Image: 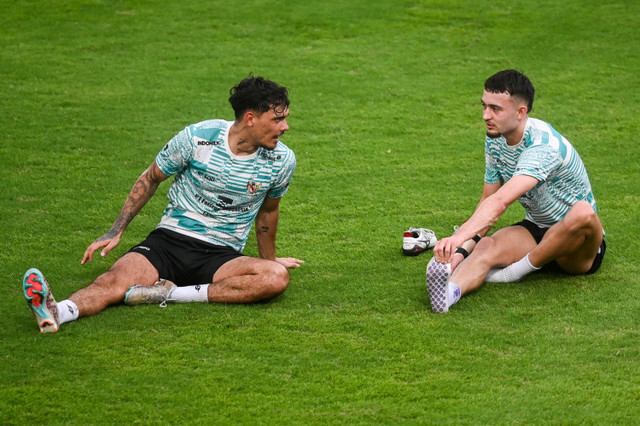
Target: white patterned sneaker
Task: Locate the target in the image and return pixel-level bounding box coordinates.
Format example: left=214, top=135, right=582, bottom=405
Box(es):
left=124, top=279, right=177, bottom=306
left=426, top=257, right=456, bottom=313
left=23, top=268, right=60, bottom=333
left=403, top=227, right=437, bottom=256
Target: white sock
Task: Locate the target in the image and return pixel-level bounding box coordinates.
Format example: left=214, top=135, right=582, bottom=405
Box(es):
left=57, top=300, right=79, bottom=324
left=447, top=281, right=461, bottom=307
left=485, top=254, right=541, bottom=283
left=169, top=284, right=210, bottom=303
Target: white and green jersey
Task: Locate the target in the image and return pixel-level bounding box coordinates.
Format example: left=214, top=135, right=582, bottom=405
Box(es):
left=484, top=117, right=597, bottom=227
left=155, top=119, right=296, bottom=251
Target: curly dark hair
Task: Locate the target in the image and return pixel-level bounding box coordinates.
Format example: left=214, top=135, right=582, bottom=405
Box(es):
left=229, top=75, right=290, bottom=120
left=484, top=69, right=535, bottom=113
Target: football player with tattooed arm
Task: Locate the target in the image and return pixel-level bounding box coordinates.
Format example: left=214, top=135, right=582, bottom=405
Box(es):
left=426, top=69, right=605, bottom=313
left=23, top=75, right=303, bottom=333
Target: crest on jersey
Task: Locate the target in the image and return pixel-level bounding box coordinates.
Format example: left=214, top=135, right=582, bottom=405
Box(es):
left=246, top=181, right=262, bottom=194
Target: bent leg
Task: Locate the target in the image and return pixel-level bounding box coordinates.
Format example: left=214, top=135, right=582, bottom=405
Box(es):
left=528, top=201, right=603, bottom=274
left=69, top=253, right=159, bottom=317
left=208, top=257, right=289, bottom=303
left=451, top=226, right=537, bottom=295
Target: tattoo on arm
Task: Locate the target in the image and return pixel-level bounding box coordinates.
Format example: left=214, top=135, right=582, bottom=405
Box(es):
left=96, top=229, right=119, bottom=242
left=147, top=164, right=165, bottom=182
left=108, top=166, right=161, bottom=235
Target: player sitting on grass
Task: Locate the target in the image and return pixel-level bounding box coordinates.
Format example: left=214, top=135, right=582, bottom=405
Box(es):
left=23, top=75, right=303, bottom=333
left=426, top=69, right=606, bottom=313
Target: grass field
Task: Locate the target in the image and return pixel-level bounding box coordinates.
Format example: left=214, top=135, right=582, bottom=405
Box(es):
left=1, top=0, right=639, bottom=424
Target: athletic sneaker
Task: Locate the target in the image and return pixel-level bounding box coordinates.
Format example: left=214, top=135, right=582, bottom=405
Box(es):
left=402, top=227, right=437, bottom=256
left=23, top=268, right=60, bottom=333
left=426, top=257, right=457, bottom=313
left=124, top=279, right=177, bottom=306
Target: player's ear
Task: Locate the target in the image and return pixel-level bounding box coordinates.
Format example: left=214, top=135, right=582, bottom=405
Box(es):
left=517, top=103, right=528, bottom=119
left=243, top=110, right=256, bottom=126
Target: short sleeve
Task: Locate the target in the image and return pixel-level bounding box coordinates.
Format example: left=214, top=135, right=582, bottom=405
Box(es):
left=267, top=151, right=296, bottom=199
left=515, top=144, right=561, bottom=182
left=155, top=126, right=195, bottom=176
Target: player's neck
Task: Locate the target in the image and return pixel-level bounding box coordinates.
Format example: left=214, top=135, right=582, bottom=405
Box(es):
left=228, top=123, right=259, bottom=155
left=504, top=117, right=528, bottom=146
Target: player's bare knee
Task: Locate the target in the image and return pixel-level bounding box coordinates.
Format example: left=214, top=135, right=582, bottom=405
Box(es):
left=566, top=201, right=599, bottom=232
left=97, top=264, right=140, bottom=295
left=470, top=236, right=505, bottom=267
left=473, top=236, right=497, bottom=257
left=257, top=261, right=289, bottom=298
left=91, top=272, right=116, bottom=291
left=270, top=262, right=290, bottom=295
left=86, top=273, right=127, bottom=304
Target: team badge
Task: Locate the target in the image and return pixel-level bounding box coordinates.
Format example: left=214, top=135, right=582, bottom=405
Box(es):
left=246, top=181, right=262, bottom=194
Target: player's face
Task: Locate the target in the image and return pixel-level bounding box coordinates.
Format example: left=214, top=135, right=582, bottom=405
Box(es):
left=481, top=90, right=524, bottom=143
left=250, top=106, right=290, bottom=150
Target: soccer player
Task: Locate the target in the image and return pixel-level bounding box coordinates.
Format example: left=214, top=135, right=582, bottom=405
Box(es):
left=426, top=69, right=605, bottom=313
left=23, top=76, right=304, bottom=332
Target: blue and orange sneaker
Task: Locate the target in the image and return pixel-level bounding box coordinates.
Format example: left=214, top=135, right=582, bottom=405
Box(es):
left=23, top=268, right=60, bottom=333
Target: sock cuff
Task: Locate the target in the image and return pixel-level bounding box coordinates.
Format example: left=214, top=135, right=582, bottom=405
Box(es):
left=447, top=281, right=461, bottom=305
left=58, top=299, right=79, bottom=324
left=525, top=254, right=541, bottom=270
left=170, top=284, right=210, bottom=303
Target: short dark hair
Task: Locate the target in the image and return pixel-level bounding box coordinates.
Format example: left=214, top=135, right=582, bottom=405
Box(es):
left=484, top=69, right=535, bottom=113
left=229, top=75, right=289, bottom=120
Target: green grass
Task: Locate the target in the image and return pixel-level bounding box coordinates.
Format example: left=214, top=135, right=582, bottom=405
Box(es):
left=1, top=0, right=639, bottom=424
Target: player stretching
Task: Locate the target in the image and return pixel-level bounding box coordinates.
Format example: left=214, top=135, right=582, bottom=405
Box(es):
left=426, top=69, right=605, bottom=313
left=23, top=75, right=303, bottom=332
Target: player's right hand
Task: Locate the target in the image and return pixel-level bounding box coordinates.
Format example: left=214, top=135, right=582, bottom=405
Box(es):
left=81, top=232, right=122, bottom=264
left=434, top=234, right=465, bottom=264
left=275, top=257, right=305, bottom=269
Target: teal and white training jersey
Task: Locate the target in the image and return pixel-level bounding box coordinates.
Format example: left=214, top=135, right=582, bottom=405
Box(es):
left=155, top=119, right=296, bottom=251
left=484, top=117, right=597, bottom=227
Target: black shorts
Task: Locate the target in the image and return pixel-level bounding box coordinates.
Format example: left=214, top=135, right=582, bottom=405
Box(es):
left=512, top=219, right=606, bottom=275
left=127, top=228, right=244, bottom=286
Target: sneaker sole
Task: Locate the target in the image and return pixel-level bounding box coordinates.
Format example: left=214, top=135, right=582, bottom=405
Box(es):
left=23, top=268, right=59, bottom=333
left=402, top=245, right=427, bottom=256
left=426, top=259, right=451, bottom=313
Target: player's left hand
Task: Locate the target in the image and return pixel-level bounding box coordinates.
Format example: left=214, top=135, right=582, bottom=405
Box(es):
left=275, top=257, right=305, bottom=269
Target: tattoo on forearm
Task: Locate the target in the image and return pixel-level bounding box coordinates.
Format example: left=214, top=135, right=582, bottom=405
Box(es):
left=258, top=226, right=270, bottom=234
left=101, top=228, right=119, bottom=240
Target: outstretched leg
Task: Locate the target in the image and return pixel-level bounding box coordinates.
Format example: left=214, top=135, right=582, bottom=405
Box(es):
left=426, top=226, right=536, bottom=313
left=451, top=226, right=537, bottom=295
left=68, top=253, right=159, bottom=317
left=23, top=253, right=159, bottom=332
